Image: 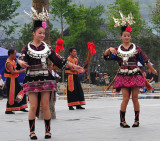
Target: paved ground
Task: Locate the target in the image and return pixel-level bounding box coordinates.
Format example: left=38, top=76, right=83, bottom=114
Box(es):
left=0, top=93, right=160, bottom=141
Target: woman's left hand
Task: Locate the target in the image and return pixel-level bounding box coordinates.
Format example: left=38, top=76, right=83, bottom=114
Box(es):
left=17, top=60, right=29, bottom=68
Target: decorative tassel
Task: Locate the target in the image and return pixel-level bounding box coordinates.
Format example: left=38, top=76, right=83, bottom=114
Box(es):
left=55, top=38, right=64, bottom=53
left=88, top=42, right=96, bottom=56
left=84, top=42, right=96, bottom=78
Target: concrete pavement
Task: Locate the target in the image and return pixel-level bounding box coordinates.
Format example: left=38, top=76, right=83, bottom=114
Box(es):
left=0, top=95, right=160, bottom=141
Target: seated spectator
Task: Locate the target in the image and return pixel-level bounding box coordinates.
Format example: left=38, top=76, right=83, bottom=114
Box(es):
left=146, top=68, right=155, bottom=92
left=146, top=68, right=155, bottom=83
left=139, top=67, right=146, bottom=78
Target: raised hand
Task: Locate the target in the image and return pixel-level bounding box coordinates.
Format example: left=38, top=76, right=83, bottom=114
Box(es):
left=109, top=47, right=117, bottom=55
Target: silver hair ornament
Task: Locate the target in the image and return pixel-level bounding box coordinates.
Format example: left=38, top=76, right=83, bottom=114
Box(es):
left=24, top=7, right=49, bottom=21
left=113, top=11, right=135, bottom=27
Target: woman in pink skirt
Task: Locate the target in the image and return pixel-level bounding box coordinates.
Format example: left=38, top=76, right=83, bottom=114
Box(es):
left=18, top=8, right=84, bottom=140
left=104, top=23, right=157, bottom=128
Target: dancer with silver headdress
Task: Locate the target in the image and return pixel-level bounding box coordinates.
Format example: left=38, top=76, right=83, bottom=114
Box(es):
left=19, top=8, right=84, bottom=140
left=104, top=11, right=157, bottom=128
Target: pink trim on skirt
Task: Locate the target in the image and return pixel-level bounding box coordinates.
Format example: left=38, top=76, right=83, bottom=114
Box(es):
left=23, top=80, right=57, bottom=94
left=113, top=75, right=145, bottom=88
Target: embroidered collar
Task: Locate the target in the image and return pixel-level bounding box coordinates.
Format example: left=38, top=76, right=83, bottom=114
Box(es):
left=27, top=41, right=51, bottom=59
left=117, top=43, right=137, bottom=64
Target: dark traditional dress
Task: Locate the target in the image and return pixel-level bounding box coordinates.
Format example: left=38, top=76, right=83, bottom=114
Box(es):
left=104, top=44, right=149, bottom=88
left=65, top=56, right=86, bottom=107
left=4, top=59, right=28, bottom=111
left=19, top=41, right=67, bottom=116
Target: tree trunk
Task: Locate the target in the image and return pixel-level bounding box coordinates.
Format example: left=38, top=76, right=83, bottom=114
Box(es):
left=60, top=13, right=64, bottom=38
left=32, top=0, right=50, bottom=44
left=32, top=0, right=56, bottom=119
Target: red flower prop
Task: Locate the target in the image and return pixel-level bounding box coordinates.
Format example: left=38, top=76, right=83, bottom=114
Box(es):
left=126, top=26, right=132, bottom=32
left=88, top=42, right=96, bottom=56
left=55, top=38, right=64, bottom=53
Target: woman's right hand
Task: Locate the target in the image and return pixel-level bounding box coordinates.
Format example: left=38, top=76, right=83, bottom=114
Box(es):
left=109, top=47, right=117, bottom=55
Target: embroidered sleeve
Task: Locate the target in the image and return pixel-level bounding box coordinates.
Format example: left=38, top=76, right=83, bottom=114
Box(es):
left=16, top=63, right=21, bottom=70
left=137, top=46, right=149, bottom=66
left=48, top=47, right=68, bottom=69
left=104, top=47, right=118, bottom=61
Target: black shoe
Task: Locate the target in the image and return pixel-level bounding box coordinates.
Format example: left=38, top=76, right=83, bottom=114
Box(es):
left=69, top=106, right=75, bottom=110
left=20, top=109, right=28, bottom=112
left=120, top=122, right=130, bottom=128
left=29, top=132, right=37, bottom=140
left=76, top=105, right=85, bottom=109
left=132, top=121, right=140, bottom=127
left=45, top=132, right=51, bottom=139
left=5, top=111, right=15, bottom=114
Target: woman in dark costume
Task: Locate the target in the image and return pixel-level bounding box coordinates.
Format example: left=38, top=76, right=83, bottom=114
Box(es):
left=19, top=8, right=84, bottom=140
left=104, top=11, right=157, bottom=128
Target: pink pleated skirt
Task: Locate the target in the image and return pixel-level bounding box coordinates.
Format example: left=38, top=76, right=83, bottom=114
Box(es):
left=113, top=75, right=145, bottom=88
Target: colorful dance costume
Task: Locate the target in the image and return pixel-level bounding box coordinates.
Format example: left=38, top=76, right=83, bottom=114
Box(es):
left=103, top=11, right=150, bottom=128
left=65, top=56, right=86, bottom=107
left=104, top=43, right=149, bottom=89
left=4, top=59, right=28, bottom=112
left=19, top=40, right=68, bottom=139
left=23, top=7, right=68, bottom=139
left=19, top=41, right=67, bottom=116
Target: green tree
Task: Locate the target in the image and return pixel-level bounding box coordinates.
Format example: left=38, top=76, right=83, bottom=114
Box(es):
left=50, top=0, right=73, bottom=38
left=64, top=5, right=106, bottom=56
left=106, top=0, right=145, bottom=38
left=0, top=0, right=20, bottom=38
left=50, top=27, right=60, bottom=49
left=150, top=0, right=160, bottom=36
left=16, top=23, right=33, bottom=51
left=137, top=35, right=160, bottom=72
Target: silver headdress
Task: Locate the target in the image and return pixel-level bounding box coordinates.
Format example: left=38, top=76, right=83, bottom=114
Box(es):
left=24, top=7, right=49, bottom=21
left=113, top=11, right=135, bottom=27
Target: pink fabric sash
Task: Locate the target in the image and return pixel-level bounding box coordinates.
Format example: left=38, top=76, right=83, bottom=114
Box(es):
left=68, top=74, right=74, bottom=92
left=9, top=77, right=15, bottom=105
